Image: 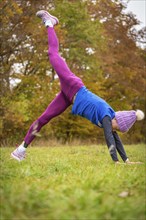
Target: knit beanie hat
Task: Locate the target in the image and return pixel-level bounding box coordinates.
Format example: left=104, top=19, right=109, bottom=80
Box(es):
left=115, top=110, right=145, bottom=133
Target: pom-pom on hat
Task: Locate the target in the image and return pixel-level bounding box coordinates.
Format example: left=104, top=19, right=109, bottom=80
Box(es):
left=115, top=110, right=145, bottom=133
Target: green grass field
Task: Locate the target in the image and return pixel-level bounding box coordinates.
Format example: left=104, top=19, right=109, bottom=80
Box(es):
left=0, top=144, right=145, bottom=220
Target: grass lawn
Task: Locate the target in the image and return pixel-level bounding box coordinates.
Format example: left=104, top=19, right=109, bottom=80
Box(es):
left=0, top=144, right=146, bottom=220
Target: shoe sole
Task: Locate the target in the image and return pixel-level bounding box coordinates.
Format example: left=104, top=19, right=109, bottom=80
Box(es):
left=11, top=152, right=21, bottom=162
left=37, top=10, right=59, bottom=25
left=45, top=11, right=59, bottom=24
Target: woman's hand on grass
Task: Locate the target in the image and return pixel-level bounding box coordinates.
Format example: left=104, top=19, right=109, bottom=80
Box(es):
left=125, top=158, right=143, bottom=164
left=114, top=161, right=143, bottom=165
left=125, top=161, right=143, bottom=164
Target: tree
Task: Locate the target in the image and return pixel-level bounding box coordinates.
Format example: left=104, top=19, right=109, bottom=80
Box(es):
left=0, top=0, right=145, bottom=145
left=85, top=0, right=145, bottom=143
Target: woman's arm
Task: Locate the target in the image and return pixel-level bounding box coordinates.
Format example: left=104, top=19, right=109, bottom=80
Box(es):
left=113, top=131, right=128, bottom=162
left=102, top=119, right=143, bottom=164
left=102, top=116, right=119, bottom=162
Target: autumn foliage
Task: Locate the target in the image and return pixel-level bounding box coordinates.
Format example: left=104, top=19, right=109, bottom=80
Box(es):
left=0, top=0, right=145, bottom=145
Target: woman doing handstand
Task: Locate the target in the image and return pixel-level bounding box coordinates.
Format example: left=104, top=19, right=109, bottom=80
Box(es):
left=11, top=10, right=145, bottom=164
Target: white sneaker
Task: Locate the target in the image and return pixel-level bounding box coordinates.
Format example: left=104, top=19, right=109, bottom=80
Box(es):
left=36, top=10, right=59, bottom=26
left=11, top=148, right=26, bottom=161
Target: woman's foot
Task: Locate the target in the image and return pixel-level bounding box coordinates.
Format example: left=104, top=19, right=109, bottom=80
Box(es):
left=11, top=148, right=26, bottom=161
left=36, top=10, right=59, bottom=27
left=11, top=142, right=26, bottom=161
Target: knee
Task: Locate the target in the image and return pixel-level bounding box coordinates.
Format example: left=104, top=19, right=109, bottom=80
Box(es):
left=48, top=50, right=55, bottom=63
left=48, top=47, right=59, bottom=57
left=37, top=117, right=49, bottom=127
left=48, top=48, right=52, bottom=57
left=48, top=48, right=57, bottom=57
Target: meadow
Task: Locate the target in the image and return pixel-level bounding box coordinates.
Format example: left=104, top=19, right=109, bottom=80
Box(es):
left=0, top=144, right=145, bottom=220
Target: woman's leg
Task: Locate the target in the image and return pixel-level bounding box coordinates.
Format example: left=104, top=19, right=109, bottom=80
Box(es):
left=24, top=91, right=71, bottom=145
left=48, top=27, right=84, bottom=102
left=11, top=91, right=71, bottom=161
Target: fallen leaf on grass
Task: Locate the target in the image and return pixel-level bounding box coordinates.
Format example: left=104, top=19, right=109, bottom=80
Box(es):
left=118, top=191, right=129, bottom=198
